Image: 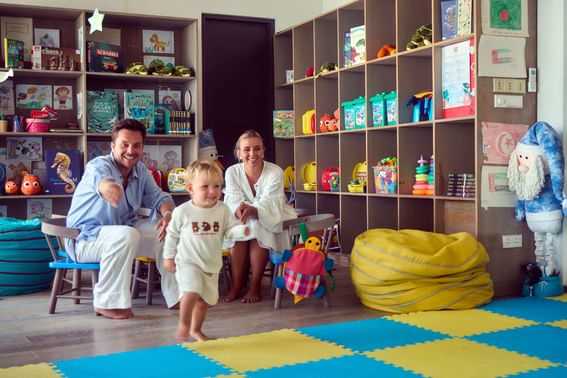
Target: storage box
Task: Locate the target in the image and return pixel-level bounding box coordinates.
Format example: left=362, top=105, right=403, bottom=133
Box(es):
left=352, top=96, right=366, bottom=129
left=341, top=100, right=355, bottom=130
left=373, top=165, right=397, bottom=194
left=369, top=92, right=385, bottom=127
left=384, top=91, right=397, bottom=125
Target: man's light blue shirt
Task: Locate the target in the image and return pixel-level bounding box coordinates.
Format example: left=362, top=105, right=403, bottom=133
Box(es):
left=66, top=153, right=173, bottom=241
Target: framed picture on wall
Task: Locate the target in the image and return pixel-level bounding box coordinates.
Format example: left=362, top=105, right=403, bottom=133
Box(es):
left=142, top=30, right=174, bottom=54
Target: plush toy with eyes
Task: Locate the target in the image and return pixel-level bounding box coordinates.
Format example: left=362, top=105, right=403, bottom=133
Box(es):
left=4, top=180, right=19, bottom=195
left=20, top=171, right=42, bottom=195
left=508, top=122, right=566, bottom=283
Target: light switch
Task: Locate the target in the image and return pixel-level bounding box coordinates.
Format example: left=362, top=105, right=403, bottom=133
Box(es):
left=493, top=78, right=526, bottom=94
left=494, top=94, right=524, bottom=109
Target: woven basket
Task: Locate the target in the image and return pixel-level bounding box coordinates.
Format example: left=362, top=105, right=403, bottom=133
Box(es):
left=25, top=118, right=50, bottom=133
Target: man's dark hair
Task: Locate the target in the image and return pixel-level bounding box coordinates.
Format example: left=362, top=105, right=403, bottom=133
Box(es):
left=111, top=119, right=146, bottom=142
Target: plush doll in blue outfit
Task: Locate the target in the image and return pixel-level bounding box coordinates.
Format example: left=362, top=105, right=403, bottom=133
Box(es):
left=508, top=121, right=567, bottom=279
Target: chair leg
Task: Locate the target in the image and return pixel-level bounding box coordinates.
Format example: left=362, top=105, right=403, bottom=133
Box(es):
left=323, top=289, right=331, bottom=308
left=49, top=269, right=64, bottom=314
left=73, top=269, right=82, bottom=304
left=146, top=261, right=156, bottom=305
left=131, top=259, right=141, bottom=299
left=274, top=263, right=283, bottom=309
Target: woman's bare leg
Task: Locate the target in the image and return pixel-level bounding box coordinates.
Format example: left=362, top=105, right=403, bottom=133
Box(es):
left=222, top=241, right=249, bottom=302
left=242, top=239, right=268, bottom=303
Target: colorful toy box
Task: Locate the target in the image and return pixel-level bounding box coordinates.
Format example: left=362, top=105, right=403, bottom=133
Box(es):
left=373, top=157, right=398, bottom=194
left=369, top=92, right=385, bottom=127
left=384, top=91, right=397, bottom=125
left=353, top=96, right=366, bottom=129
left=341, top=100, right=355, bottom=130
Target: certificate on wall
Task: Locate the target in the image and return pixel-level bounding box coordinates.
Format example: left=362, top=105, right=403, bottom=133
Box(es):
left=441, top=39, right=475, bottom=118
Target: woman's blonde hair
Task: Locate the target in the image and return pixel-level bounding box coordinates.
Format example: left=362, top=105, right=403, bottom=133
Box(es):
left=185, top=160, right=223, bottom=184
left=234, top=129, right=265, bottom=159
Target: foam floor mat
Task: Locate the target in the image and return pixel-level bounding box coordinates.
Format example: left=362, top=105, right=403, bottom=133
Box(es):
left=3, top=295, right=567, bottom=377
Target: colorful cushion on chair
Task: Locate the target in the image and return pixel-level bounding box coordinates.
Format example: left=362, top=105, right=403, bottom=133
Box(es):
left=0, top=217, right=54, bottom=296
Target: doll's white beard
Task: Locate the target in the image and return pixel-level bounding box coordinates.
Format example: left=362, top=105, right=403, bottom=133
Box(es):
left=510, top=158, right=545, bottom=200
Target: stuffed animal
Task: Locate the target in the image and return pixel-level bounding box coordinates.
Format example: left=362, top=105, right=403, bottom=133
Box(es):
left=377, top=44, right=396, bottom=58
left=507, top=121, right=567, bottom=279
left=406, top=24, right=432, bottom=50
left=198, top=128, right=224, bottom=170
left=20, top=171, right=42, bottom=195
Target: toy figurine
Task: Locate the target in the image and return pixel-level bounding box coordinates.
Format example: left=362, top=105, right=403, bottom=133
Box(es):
left=20, top=172, right=42, bottom=195
left=4, top=180, right=19, bottom=195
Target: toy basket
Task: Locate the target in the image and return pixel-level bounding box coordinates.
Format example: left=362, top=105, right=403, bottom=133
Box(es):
left=25, top=118, right=50, bottom=133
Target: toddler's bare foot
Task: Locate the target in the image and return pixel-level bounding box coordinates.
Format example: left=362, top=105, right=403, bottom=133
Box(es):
left=174, top=326, right=190, bottom=341
left=190, top=330, right=209, bottom=342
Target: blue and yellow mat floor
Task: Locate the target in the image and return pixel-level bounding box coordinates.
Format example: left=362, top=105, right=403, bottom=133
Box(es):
left=3, top=295, right=567, bottom=377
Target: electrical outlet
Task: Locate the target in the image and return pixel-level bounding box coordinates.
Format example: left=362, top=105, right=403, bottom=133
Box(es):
left=502, top=234, right=522, bottom=249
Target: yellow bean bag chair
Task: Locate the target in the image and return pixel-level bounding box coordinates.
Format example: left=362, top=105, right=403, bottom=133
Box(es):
left=350, top=229, right=494, bottom=313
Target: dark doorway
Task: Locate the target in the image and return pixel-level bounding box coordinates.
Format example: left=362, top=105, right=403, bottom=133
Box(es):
left=202, top=14, right=275, bottom=168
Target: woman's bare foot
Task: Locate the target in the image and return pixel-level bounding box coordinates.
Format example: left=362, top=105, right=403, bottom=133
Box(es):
left=190, top=330, right=209, bottom=342
left=221, top=288, right=242, bottom=302
left=174, top=326, right=190, bottom=341
left=241, top=289, right=262, bottom=303
left=95, top=307, right=133, bottom=319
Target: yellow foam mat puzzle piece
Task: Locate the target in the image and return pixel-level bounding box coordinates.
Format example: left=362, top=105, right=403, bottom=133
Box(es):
left=366, top=338, right=557, bottom=378
left=549, top=293, right=567, bottom=302
left=185, top=329, right=352, bottom=372
left=388, top=308, right=535, bottom=337
left=548, top=319, right=567, bottom=329
left=0, top=363, right=60, bottom=377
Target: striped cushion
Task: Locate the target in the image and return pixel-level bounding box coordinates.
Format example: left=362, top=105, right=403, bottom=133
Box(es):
left=0, top=217, right=55, bottom=296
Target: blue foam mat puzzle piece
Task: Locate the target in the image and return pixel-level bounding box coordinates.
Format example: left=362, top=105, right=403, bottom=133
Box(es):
left=54, top=344, right=231, bottom=378
left=480, top=297, right=567, bottom=322
left=514, top=365, right=567, bottom=378
left=246, top=354, right=421, bottom=377
left=298, top=317, right=447, bottom=352
left=468, top=324, right=567, bottom=364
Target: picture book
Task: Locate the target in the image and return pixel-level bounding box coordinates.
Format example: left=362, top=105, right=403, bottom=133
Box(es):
left=441, top=38, right=475, bottom=118
left=34, top=28, right=60, bottom=48
left=87, top=90, right=119, bottom=133
left=45, top=149, right=81, bottom=194
left=87, top=41, right=124, bottom=73
left=0, top=157, right=31, bottom=181
left=15, top=84, right=52, bottom=110
left=158, top=144, right=181, bottom=173
left=0, top=80, right=15, bottom=116
left=3, top=38, right=24, bottom=68
left=86, top=140, right=112, bottom=161
left=142, top=30, right=174, bottom=54
left=104, top=88, right=126, bottom=118
left=158, top=89, right=181, bottom=111
left=0, top=16, right=33, bottom=62
left=441, top=0, right=458, bottom=40
left=142, top=144, right=160, bottom=171
left=273, top=110, right=294, bottom=138
left=53, top=85, right=73, bottom=110
left=6, top=136, right=43, bottom=161
left=457, top=0, right=473, bottom=36
left=124, top=91, right=155, bottom=133
left=27, top=198, right=52, bottom=220
left=349, top=25, right=366, bottom=64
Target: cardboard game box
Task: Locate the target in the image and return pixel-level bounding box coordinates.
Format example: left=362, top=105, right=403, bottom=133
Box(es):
left=32, top=46, right=80, bottom=71
left=87, top=41, right=123, bottom=73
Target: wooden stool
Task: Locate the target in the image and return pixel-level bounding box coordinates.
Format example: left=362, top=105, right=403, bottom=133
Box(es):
left=131, top=257, right=160, bottom=305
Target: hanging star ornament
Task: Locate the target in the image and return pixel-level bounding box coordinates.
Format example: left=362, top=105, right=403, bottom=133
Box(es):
left=88, top=8, right=105, bottom=34
left=0, top=68, right=14, bottom=83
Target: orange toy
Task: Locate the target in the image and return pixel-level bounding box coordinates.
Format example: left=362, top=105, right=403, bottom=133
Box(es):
left=377, top=44, right=396, bottom=58
left=20, top=172, right=42, bottom=195
left=4, top=180, right=19, bottom=195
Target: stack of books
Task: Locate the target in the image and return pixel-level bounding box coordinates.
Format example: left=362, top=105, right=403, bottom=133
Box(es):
left=447, top=173, right=475, bottom=198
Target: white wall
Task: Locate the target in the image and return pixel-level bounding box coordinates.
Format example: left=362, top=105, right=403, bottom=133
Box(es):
left=0, top=0, right=323, bottom=32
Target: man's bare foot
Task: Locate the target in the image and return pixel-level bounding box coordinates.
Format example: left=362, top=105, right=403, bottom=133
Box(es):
left=241, top=289, right=262, bottom=303
left=190, top=330, right=209, bottom=342
left=169, top=302, right=180, bottom=310
left=95, top=307, right=133, bottom=319
left=221, top=288, right=242, bottom=302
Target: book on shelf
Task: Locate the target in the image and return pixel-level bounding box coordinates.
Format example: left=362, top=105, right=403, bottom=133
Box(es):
left=87, top=41, right=124, bottom=73
left=441, top=38, right=475, bottom=119
left=0, top=16, right=33, bottom=63
left=32, top=46, right=80, bottom=71
left=27, top=198, right=52, bottom=220
left=124, top=92, right=155, bottom=133
left=349, top=25, right=366, bottom=64
left=441, top=0, right=458, bottom=40
left=87, top=91, right=119, bottom=133
left=457, top=0, right=472, bottom=36
left=167, top=111, right=193, bottom=135
left=3, top=38, right=24, bottom=68
left=273, top=110, right=294, bottom=138
left=45, top=149, right=81, bottom=194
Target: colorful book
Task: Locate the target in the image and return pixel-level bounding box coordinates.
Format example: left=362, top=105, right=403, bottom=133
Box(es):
left=87, top=41, right=123, bottom=73
left=125, top=91, right=155, bottom=133
left=441, top=38, right=475, bottom=119
left=87, top=91, right=119, bottom=133
left=4, top=38, right=24, bottom=68
left=0, top=16, right=33, bottom=62
left=441, top=0, right=458, bottom=40
left=273, top=110, right=294, bottom=138
left=349, top=25, right=366, bottom=64
left=45, top=149, right=81, bottom=195
left=457, top=0, right=473, bottom=36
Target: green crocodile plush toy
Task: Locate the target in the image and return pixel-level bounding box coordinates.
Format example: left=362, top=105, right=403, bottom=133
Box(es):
left=406, top=24, right=432, bottom=50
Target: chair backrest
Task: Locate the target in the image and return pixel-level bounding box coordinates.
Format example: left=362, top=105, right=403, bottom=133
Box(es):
left=41, top=217, right=79, bottom=261
left=283, top=213, right=336, bottom=253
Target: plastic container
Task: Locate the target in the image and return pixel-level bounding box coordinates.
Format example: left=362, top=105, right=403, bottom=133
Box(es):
left=373, top=165, right=398, bottom=194
left=384, top=91, right=397, bottom=125
left=352, top=96, right=366, bottom=129
left=369, top=92, right=385, bottom=127
left=341, top=100, right=355, bottom=130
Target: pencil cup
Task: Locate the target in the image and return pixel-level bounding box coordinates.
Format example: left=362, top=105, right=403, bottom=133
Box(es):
left=0, top=120, right=8, bottom=132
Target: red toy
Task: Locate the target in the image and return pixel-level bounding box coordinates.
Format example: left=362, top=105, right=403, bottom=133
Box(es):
left=21, top=173, right=42, bottom=195
left=319, top=113, right=338, bottom=133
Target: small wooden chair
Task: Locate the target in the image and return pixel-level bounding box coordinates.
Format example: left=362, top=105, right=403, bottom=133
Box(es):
left=131, top=257, right=160, bottom=305
left=41, top=217, right=100, bottom=314
left=271, top=213, right=336, bottom=309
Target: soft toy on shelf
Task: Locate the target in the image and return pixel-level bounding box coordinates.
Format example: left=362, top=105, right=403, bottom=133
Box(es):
left=507, top=121, right=566, bottom=295
left=198, top=128, right=224, bottom=171
left=20, top=171, right=42, bottom=195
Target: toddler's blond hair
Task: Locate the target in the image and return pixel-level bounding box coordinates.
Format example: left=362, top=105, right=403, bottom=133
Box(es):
left=185, top=160, right=224, bottom=184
